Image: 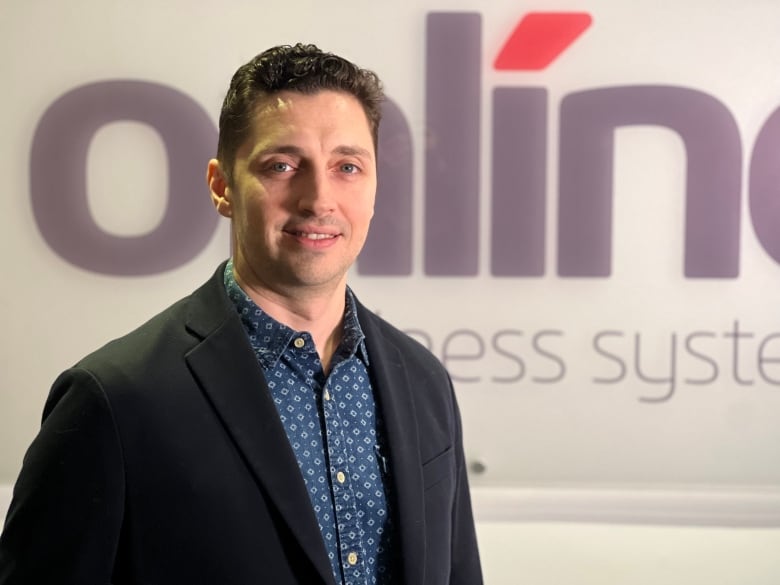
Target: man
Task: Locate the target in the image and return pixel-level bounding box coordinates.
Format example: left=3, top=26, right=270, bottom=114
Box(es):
left=0, top=44, right=483, bottom=584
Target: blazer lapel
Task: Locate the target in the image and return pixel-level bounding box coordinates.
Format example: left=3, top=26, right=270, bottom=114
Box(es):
left=183, top=270, right=334, bottom=585
left=358, top=305, right=426, bottom=585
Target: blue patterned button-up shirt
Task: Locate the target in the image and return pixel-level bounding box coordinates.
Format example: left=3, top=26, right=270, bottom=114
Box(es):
left=224, top=262, right=395, bottom=585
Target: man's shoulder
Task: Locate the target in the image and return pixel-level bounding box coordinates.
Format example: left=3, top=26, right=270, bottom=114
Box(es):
left=77, top=265, right=231, bottom=373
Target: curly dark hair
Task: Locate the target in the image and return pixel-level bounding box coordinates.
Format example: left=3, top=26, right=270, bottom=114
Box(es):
left=216, top=43, right=384, bottom=181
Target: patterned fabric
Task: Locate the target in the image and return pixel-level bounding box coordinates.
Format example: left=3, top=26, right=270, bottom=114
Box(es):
left=223, top=261, right=395, bottom=585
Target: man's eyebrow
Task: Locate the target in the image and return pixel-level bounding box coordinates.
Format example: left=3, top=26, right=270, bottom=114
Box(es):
left=333, top=145, right=373, bottom=159
left=254, top=145, right=372, bottom=158
left=256, top=144, right=305, bottom=156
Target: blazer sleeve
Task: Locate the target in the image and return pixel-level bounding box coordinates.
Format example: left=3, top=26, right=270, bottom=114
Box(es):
left=0, top=368, right=125, bottom=585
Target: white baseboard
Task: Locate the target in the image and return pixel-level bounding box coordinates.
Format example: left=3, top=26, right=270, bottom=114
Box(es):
left=471, top=485, right=780, bottom=526
left=3, top=484, right=780, bottom=527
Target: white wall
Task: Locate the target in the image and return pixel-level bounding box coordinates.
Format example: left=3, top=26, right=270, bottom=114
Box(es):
left=475, top=521, right=780, bottom=585
left=3, top=0, right=780, bottom=581
left=4, top=0, right=780, bottom=491
left=469, top=487, right=780, bottom=582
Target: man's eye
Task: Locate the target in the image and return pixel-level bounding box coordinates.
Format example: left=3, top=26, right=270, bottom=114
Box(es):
left=340, top=163, right=359, bottom=174
left=271, top=162, right=293, bottom=172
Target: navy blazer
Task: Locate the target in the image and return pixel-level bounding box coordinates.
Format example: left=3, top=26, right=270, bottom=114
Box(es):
left=0, top=264, right=483, bottom=584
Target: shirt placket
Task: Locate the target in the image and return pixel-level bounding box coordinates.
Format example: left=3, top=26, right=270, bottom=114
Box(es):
left=226, top=267, right=393, bottom=584
left=323, top=362, right=367, bottom=584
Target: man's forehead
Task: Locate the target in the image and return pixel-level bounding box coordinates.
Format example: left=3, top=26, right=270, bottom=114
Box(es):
left=251, top=90, right=371, bottom=123
left=254, top=93, right=294, bottom=117
left=237, top=90, right=375, bottom=160
left=243, top=90, right=374, bottom=151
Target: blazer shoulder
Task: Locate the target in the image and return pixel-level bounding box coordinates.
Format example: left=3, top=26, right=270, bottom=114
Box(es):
left=75, top=264, right=235, bottom=380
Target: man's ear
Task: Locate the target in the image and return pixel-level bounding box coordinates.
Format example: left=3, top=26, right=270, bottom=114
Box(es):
left=207, top=159, right=232, bottom=218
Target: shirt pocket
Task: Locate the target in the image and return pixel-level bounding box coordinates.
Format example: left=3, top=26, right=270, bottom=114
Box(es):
left=421, top=446, right=455, bottom=492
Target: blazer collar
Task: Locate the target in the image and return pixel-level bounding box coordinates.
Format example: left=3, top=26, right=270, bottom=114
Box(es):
left=183, top=264, right=335, bottom=584
left=356, top=301, right=427, bottom=585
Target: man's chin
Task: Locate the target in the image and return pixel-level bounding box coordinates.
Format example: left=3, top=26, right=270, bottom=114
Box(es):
left=275, top=264, right=349, bottom=292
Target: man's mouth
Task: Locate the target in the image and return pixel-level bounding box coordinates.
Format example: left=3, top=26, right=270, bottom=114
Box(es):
left=292, top=231, right=337, bottom=240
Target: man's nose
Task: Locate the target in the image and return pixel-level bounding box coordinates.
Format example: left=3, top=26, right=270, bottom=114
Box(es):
left=296, top=168, right=335, bottom=215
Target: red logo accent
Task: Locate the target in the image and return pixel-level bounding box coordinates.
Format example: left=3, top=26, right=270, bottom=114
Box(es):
left=494, top=12, right=593, bottom=71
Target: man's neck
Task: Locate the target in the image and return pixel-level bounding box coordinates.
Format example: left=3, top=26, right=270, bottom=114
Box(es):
left=233, top=268, right=347, bottom=372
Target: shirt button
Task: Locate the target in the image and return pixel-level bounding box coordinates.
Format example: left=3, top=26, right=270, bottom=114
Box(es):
left=347, top=551, right=358, bottom=565
left=293, top=337, right=305, bottom=349
left=336, top=471, right=346, bottom=484
left=324, top=390, right=331, bottom=401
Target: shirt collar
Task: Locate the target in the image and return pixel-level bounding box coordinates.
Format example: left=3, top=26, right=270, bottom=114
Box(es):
left=223, top=260, right=369, bottom=369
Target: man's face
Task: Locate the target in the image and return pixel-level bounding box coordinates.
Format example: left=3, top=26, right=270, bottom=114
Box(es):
left=208, top=90, right=376, bottom=297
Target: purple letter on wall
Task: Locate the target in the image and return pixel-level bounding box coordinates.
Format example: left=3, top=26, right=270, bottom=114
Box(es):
left=749, top=105, right=780, bottom=265
left=491, top=87, right=547, bottom=276
left=31, top=80, right=218, bottom=275
left=558, top=86, right=742, bottom=278
left=358, top=98, right=413, bottom=275
left=425, top=13, right=482, bottom=276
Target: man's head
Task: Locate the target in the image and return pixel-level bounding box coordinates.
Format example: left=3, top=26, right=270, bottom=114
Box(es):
left=216, top=43, right=384, bottom=184
left=207, top=44, right=382, bottom=300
